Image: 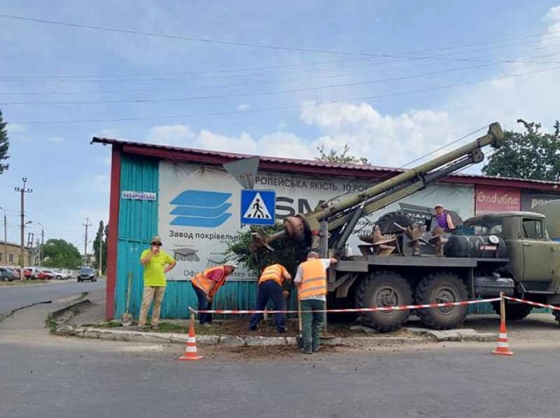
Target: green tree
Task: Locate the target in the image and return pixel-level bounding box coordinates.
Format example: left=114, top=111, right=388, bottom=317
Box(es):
left=226, top=224, right=308, bottom=280
left=482, top=119, right=560, bottom=181
left=93, top=220, right=108, bottom=273
left=42, top=239, right=82, bottom=269
left=0, top=110, right=10, bottom=174
left=315, top=144, right=368, bottom=165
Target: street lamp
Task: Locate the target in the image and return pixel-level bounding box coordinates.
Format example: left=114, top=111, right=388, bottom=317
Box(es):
left=0, top=207, right=6, bottom=265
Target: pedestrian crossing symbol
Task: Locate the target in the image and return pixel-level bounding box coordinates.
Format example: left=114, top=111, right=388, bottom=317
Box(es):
left=240, top=190, right=276, bottom=226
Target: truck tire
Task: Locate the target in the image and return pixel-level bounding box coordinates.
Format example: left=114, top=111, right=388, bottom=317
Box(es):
left=415, top=272, right=468, bottom=330
left=376, top=212, right=415, bottom=235
left=355, top=271, right=413, bottom=333
left=491, top=301, right=533, bottom=321
left=553, top=309, right=560, bottom=325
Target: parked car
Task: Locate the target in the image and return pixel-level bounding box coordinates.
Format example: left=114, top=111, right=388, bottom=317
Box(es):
left=77, top=267, right=97, bottom=282
left=0, top=267, right=17, bottom=282
left=23, top=267, right=40, bottom=279
left=51, top=270, right=70, bottom=280
left=35, top=269, right=54, bottom=280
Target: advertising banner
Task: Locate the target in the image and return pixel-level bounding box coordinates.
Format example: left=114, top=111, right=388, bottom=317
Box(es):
left=475, top=186, right=520, bottom=215
left=159, top=161, right=474, bottom=280
left=521, top=192, right=560, bottom=211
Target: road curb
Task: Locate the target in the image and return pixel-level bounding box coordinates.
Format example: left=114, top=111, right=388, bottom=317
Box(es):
left=0, top=300, right=53, bottom=325
left=48, top=293, right=91, bottom=320
left=54, top=325, right=467, bottom=347
left=404, top=327, right=497, bottom=342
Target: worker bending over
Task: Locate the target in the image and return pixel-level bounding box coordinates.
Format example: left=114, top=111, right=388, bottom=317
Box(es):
left=248, top=263, right=292, bottom=333
left=295, top=252, right=337, bottom=354
left=191, top=263, right=237, bottom=326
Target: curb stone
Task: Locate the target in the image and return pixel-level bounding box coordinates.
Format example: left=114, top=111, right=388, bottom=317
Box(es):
left=404, top=327, right=497, bottom=342
left=55, top=326, right=428, bottom=347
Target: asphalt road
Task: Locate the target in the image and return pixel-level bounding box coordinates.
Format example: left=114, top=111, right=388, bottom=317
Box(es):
left=0, top=280, right=104, bottom=313
left=0, top=338, right=558, bottom=418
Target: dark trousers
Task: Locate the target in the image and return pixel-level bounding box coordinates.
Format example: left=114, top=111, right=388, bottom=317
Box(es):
left=301, top=299, right=325, bottom=353
left=248, top=281, right=286, bottom=332
left=192, top=283, right=213, bottom=324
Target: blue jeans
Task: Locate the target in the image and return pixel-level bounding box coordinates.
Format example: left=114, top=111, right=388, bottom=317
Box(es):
left=248, top=281, right=286, bottom=332
left=192, top=283, right=213, bottom=325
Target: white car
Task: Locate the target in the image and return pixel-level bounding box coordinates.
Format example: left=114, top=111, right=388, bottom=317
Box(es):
left=51, top=270, right=70, bottom=280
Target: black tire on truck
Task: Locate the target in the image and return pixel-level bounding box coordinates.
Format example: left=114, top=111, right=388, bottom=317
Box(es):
left=355, top=271, right=413, bottom=332
left=415, top=272, right=468, bottom=330
left=492, top=301, right=533, bottom=321
left=376, top=211, right=415, bottom=235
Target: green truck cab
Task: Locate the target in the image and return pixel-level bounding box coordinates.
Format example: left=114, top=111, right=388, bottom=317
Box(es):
left=463, top=211, right=560, bottom=321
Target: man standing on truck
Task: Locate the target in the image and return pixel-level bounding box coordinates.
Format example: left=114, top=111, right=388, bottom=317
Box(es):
left=139, top=236, right=177, bottom=330
left=295, top=252, right=337, bottom=354
left=248, top=263, right=292, bottom=333
left=191, top=263, right=237, bottom=326
left=434, top=204, right=455, bottom=231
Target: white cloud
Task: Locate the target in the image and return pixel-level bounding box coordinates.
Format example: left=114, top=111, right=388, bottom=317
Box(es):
left=236, top=103, right=250, bottom=111
left=142, top=5, right=560, bottom=170
left=6, top=124, right=26, bottom=135
left=48, top=136, right=65, bottom=144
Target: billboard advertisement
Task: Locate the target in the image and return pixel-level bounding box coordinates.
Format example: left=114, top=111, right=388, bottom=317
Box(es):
left=159, top=161, right=474, bottom=280
left=475, top=186, right=521, bottom=215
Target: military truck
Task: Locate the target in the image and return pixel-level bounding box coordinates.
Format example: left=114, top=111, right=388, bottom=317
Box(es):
left=251, top=122, right=560, bottom=332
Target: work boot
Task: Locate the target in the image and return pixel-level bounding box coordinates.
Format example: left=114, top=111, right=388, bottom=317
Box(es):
left=276, top=327, right=287, bottom=334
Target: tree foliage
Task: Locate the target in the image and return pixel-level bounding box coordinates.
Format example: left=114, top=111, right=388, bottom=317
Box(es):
left=92, top=221, right=108, bottom=273
left=482, top=119, right=560, bottom=181
left=225, top=224, right=308, bottom=279
left=0, top=110, right=10, bottom=174
left=42, top=239, right=82, bottom=269
left=315, top=144, right=368, bottom=165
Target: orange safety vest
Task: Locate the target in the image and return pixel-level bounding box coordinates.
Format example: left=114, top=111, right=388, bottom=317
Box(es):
left=258, top=264, right=286, bottom=286
left=192, top=266, right=226, bottom=297
left=298, top=259, right=327, bottom=300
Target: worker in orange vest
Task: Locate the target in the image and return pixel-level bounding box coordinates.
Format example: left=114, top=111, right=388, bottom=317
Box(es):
left=294, top=252, right=337, bottom=354
left=248, top=263, right=292, bottom=333
left=191, top=262, right=237, bottom=325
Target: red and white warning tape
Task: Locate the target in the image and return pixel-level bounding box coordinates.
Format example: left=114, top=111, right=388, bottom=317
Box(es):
left=189, top=297, right=501, bottom=315
left=504, top=296, right=560, bottom=311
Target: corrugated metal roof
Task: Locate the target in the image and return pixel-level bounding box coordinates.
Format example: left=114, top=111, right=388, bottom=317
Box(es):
left=91, top=136, right=560, bottom=187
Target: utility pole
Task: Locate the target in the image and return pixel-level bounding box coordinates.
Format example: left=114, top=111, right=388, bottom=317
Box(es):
left=40, top=225, right=44, bottom=267
left=0, top=207, right=7, bottom=266
left=99, top=237, right=103, bottom=277
left=83, top=218, right=92, bottom=266
left=14, top=178, right=32, bottom=279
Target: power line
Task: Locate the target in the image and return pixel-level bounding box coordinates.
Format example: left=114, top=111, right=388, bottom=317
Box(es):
left=8, top=64, right=560, bottom=126
left=3, top=13, right=560, bottom=65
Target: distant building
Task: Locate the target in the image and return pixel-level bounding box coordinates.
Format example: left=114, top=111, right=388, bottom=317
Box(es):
left=0, top=241, right=31, bottom=266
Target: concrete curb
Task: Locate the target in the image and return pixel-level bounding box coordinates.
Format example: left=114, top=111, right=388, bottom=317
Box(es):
left=49, top=296, right=91, bottom=320
left=54, top=325, right=492, bottom=347
left=404, top=327, right=497, bottom=342
left=0, top=300, right=53, bottom=325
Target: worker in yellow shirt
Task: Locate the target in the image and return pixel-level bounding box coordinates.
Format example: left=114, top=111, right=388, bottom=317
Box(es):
left=139, top=235, right=176, bottom=330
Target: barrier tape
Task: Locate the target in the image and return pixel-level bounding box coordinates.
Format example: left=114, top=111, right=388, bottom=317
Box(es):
left=504, top=296, right=560, bottom=311
left=188, top=297, right=501, bottom=315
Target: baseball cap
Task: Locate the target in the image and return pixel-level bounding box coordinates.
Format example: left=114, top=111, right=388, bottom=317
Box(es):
left=434, top=204, right=444, bottom=209
left=151, top=235, right=162, bottom=244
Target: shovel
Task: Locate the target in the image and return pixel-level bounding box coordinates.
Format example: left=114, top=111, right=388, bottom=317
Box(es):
left=120, top=272, right=133, bottom=326
left=296, top=299, right=303, bottom=350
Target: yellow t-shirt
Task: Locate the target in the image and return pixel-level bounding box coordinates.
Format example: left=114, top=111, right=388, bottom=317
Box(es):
left=140, top=249, right=175, bottom=287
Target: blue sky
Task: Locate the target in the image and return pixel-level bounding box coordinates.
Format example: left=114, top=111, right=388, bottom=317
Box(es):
left=1, top=0, right=560, bottom=250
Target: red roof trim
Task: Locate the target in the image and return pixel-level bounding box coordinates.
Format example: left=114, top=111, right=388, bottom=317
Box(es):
left=92, top=137, right=560, bottom=191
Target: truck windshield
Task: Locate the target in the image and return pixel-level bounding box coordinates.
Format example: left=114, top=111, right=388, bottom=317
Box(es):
left=465, top=219, right=503, bottom=237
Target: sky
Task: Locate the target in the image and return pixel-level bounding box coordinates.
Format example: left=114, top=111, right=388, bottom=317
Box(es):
left=1, top=0, right=560, bottom=251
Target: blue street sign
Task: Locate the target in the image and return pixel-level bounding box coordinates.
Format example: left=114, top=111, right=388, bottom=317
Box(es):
left=240, top=189, right=276, bottom=225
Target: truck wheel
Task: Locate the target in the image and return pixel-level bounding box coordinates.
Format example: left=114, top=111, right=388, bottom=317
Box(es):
left=492, top=301, right=533, bottom=321
left=415, top=272, right=468, bottom=330
left=355, top=271, right=413, bottom=333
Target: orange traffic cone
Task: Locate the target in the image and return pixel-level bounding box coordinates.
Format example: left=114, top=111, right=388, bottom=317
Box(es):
left=179, top=319, right=203, bottom=361
left=492, top=320, right=513, bottom=357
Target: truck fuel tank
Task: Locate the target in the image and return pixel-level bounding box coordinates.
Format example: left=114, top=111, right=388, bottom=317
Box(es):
left=444, top=235, right=507, bottom=259
left=474, top=275, right=514, bottom=297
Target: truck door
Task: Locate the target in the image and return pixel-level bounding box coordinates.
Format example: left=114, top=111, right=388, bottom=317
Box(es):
left=521, top=218, right=553, bottom=284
